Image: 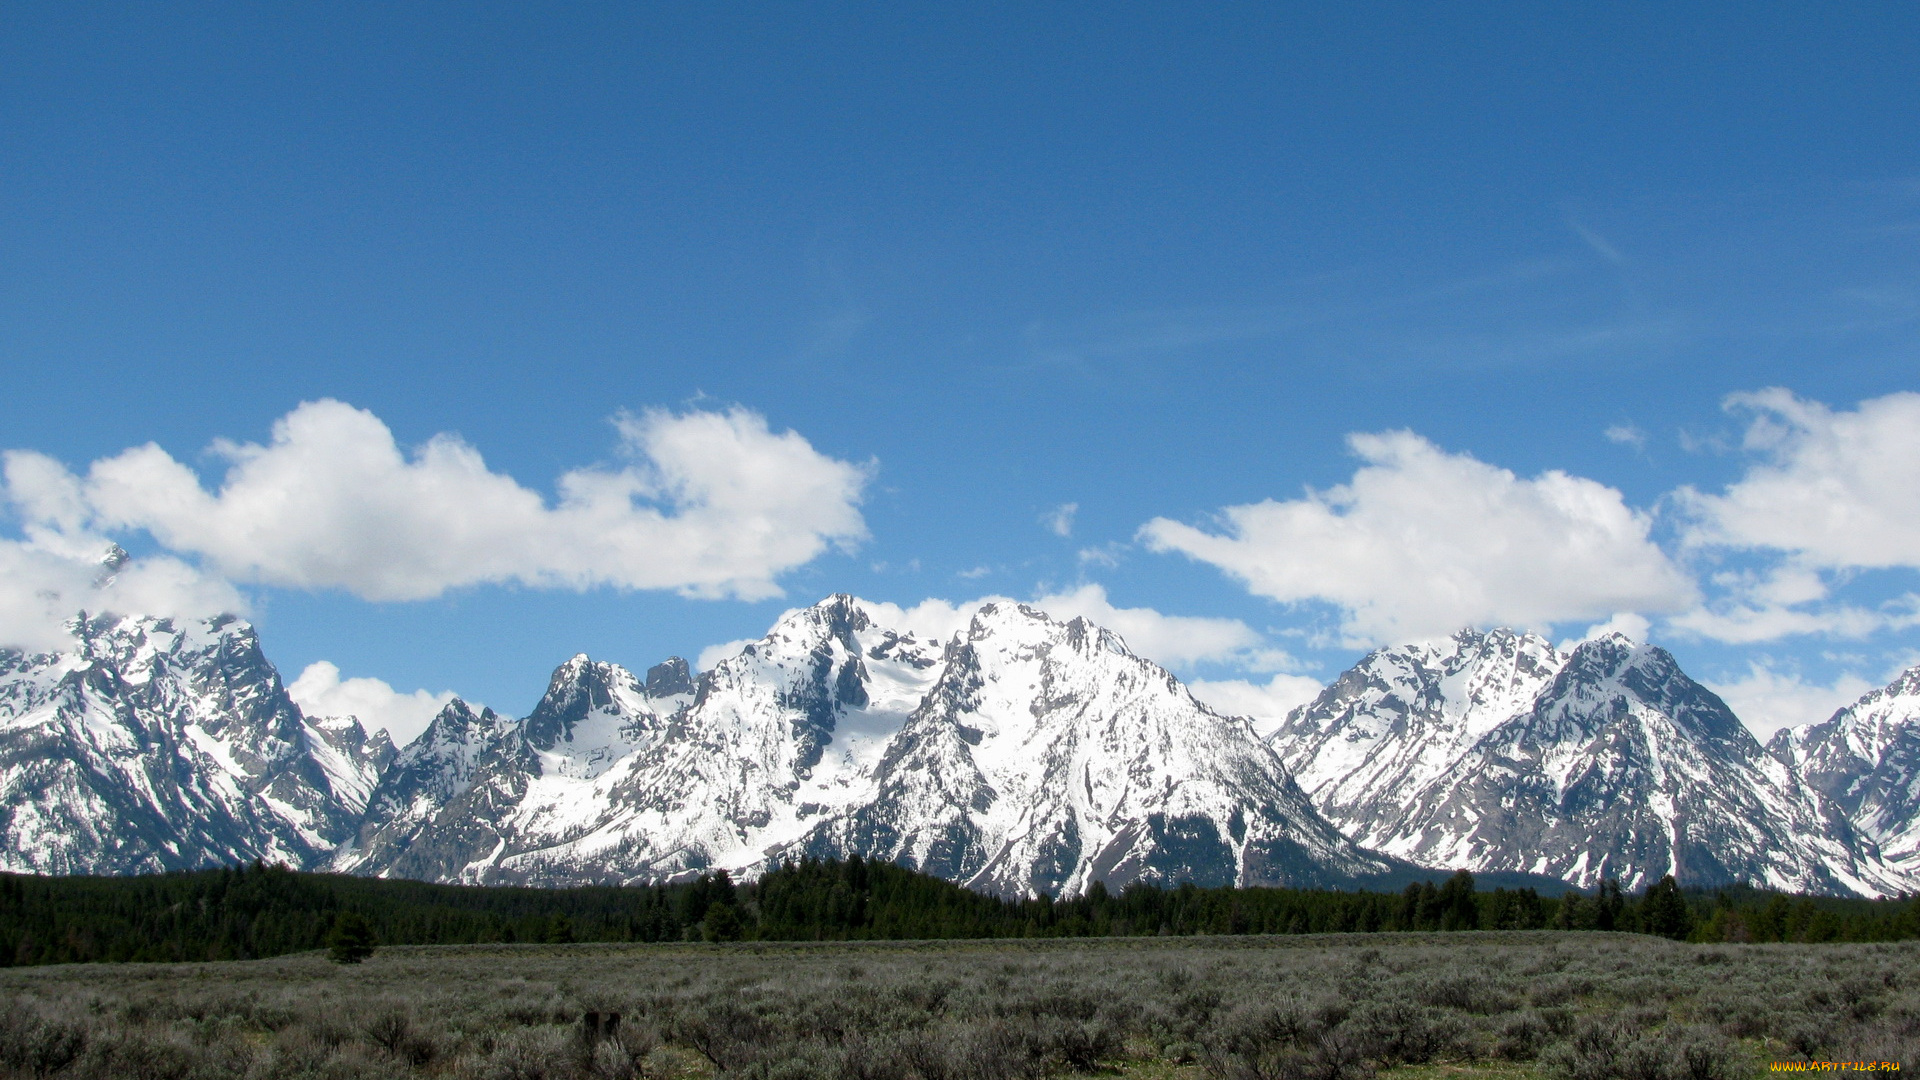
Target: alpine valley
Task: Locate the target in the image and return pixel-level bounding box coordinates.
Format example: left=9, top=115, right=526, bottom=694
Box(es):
left=3, top=596, right=1917, bottom=898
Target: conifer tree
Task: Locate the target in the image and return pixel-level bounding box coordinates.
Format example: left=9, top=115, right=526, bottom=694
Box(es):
left=1641, top=875, right=1693, bottom=940
left=327, top=911, right=377, bottom=964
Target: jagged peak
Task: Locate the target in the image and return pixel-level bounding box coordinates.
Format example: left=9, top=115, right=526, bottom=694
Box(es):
left=1846, top=664, right=1920, bottom=714
left=645, top=657, right=694, bottom=697
left=1351, top=625, right=1563, bottom=671
left=424, top=696, right=491, bottom=732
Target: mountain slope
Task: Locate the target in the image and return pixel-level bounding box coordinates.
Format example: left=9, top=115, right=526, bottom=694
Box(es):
left=0, top=614, right=378, bottom=874
left=1273, top=631, right=1908, bottom=896
left=1770, top=666, right=1920, bottom=880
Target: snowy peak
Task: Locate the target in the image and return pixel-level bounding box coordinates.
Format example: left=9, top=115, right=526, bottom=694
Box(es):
left=1771, top=666, right=1920, bottom=874
left=1271, top=626, right=1563, bottom=820
left=0, top=614, right=367, bottom=874
left=327, top=594, right=1388, bottom=896
left=301, top=714, right=395, bottom=815
left=1274, top=628, right=1911, bottom=896
left=791, top=600, right=1395, bottom=896
left=333, top=696, right=522, bottom=878
left=521, top=654, right=676, bottom=767
left=1542, top=635, right=1752, bottom=752
left=25, top=598, right=1913, bottom=900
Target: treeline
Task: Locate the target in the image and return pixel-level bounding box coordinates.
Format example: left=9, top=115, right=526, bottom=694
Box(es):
left=3, top=858, right=1916, bottom=966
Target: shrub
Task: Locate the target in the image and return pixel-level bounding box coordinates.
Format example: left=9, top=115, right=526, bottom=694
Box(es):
left=1344, top=999, right=1463, bottom=1065
left=675, top=1000, right=778, bottom=1072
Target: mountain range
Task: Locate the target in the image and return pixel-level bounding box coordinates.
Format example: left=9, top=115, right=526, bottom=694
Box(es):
left=2, top=595, right=1916, bottom=898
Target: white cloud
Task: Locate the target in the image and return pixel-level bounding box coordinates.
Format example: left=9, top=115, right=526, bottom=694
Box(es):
left=1029, top=583, right=1287, bottom=670
left=1187, top=674, right=1326, bottom=739
left=1703, top=662, right=1876, bottom=740
left=1139, top=430, right=1696, bottom=646
left=0, top=458, right=247, bottom=648
left=1042, top=503, right=1078, bottom=537
left=1664, top=561, right=1920, bottom=645
left=856, top=596, right=996, bottom=650
left=7, top=400, right=870, bottom=604
left=286, top=661, right=460, bottom=745
left=1679, top=389, right=1920, bottom=569
left=696, top=638, right=759, bottom=673
left=1565, top=611, right=1653, bottom=649
left=1667, top=598, right=1918, bottom=644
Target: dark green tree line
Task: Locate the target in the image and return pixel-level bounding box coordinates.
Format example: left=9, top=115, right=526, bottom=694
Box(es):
left=2, top=859, right=1914, bottom=966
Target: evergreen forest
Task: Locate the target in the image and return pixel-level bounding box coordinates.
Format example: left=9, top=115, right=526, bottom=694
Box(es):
left=3, top=858, right=1916, bottom=966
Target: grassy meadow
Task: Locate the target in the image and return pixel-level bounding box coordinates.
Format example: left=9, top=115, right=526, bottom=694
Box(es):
left=3, top=932, right=1917, bottom=1080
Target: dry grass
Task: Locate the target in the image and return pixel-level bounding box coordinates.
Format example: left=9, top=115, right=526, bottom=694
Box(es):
left=1, top=932, right=1914, bottom=1079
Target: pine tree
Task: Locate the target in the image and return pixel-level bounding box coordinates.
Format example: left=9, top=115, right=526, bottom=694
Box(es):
left=702, top=902, right=744, bottom=943
left=327, top=911, right=377, bottom=964
left=1642, top=875, right=1693, bottom=940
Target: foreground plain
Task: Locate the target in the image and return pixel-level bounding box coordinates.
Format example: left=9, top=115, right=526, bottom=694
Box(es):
left=2, top=933, right=1916, bottom=1080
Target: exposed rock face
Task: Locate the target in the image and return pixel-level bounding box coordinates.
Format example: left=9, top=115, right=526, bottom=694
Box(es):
left=0, top=614, right=377, bottom=874
left=1770, top=666, right=1920, bottom=882
left=1272, top=631, right=1910, bottom=895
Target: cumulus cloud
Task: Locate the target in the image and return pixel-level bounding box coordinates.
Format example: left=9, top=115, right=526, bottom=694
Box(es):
left=6, top=399, right=870, bottom=604
left=1186, top=674, right=1326, bottom=739
left=1668, top=599, right=1920, bottom=644
left=845, top=587, right=1287, bottom=671
left=286, top=661, right=459, bottom=745
left=1139, top=431, right=1696, bottom=646
left=1680, top=389, right=1920, bottom=568
left=1703, top=663, right=1877, bottom=740
left=696, top=637, right=760, bottom=673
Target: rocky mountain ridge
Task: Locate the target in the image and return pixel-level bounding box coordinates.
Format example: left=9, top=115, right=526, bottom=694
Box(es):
left=4, top=597, right=1917, bottom=897
left=1768, top=667, right=1920, bottom=884
left=329, top=597, right=1402, bottom=893
left=1271, top=629, right=1911, bottom=895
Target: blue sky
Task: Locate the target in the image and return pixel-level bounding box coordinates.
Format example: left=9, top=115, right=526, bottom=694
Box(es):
left=4, top=2, right=1919, bottom=741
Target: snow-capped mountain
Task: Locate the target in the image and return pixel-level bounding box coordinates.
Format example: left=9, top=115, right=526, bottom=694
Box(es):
left=1769, top=666, right=1920, bottom=880
left=1269, top=629, right=1564, bottom=834
left=1272, top=630, right=1910, bottom=896
left=10, top=594, right=1913, bottom=899
left=0, top=613, right=381, bottom=874
left=786, top=602, right=1397, bottom=895
left=329, top=596, right=1398, bottom=893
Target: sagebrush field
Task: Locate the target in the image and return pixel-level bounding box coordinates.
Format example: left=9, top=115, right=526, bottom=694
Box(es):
left=3, top=933, right=1916, bottom=1080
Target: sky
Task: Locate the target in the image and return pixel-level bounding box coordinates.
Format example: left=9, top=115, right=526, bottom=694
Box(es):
left=4, top=2, right=1919, bottom=744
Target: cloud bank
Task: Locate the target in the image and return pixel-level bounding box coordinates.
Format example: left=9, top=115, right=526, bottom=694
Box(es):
left=1, top=399, right=869, bottom=643
left=1140, top=431, right=1696, bottom=645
